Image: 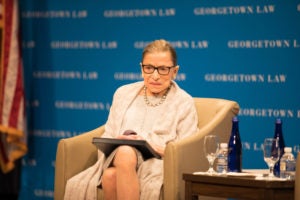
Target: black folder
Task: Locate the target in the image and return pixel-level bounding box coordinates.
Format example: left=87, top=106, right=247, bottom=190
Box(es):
left=92, top=137, right=161, bottom=160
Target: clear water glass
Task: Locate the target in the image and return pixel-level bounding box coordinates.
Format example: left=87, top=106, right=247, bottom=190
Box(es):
left=204, top=135, right=219, bottom=174
left=263, top=138, right=280, bottom=179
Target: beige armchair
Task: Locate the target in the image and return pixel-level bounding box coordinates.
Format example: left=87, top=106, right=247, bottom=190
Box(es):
left=54, top=97, right=239, bottom=200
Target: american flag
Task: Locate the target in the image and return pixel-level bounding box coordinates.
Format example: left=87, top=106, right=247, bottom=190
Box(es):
left=0, top=0, right=27, bottom=173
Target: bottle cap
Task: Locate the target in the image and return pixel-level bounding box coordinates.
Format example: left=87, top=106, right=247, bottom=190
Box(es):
left=232, top=116, right=238, bottom=122
left=284, top=147, right=292, bottom=153
left=275, top=118, right=282, bottom=124
left=220, top=143, right=228, bottom=148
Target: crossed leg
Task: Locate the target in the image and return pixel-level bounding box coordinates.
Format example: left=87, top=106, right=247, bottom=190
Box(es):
left=102, top=145, right=139, bottom=200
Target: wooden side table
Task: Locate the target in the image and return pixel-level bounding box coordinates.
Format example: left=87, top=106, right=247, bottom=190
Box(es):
left=183, top=173, right=294, bottom=200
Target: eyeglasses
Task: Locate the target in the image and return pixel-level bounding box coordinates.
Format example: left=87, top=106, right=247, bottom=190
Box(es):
left=140, top=63, right=176, bottom=75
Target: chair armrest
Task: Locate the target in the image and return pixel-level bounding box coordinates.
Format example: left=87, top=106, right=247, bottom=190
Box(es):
left=54, top=126, right=105, bottom=200
left=163, top=101, right=239, bottom=200
left=295, top=152, right=300, bottom=200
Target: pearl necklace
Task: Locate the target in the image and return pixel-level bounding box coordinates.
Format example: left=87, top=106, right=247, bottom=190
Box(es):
left=143, top=85, right=171, bottom=107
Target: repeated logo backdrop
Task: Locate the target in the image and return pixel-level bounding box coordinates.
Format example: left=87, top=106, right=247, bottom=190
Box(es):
left=19, top=1, right=300, bottom=199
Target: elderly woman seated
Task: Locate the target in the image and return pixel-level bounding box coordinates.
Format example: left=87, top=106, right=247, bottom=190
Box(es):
left=63, top=39, right=199, bottom=200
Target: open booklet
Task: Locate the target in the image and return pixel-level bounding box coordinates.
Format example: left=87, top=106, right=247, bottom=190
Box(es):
left=92, top=137, right=161, bottom=160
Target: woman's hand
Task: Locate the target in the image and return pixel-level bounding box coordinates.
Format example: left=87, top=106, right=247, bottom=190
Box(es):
left=116, top=134, right=144, bottom=140
left=115, top=130, right=165, bottom=157
left=149, top=143, right=165, bottom=157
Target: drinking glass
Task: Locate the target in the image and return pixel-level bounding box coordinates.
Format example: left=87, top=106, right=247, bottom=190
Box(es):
left=263, top=138, right=280, bottom=179
left=204, top=135, right=219, bottom=174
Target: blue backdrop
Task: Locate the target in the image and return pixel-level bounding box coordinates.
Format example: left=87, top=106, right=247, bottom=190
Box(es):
left=19, top=0, right=300, bottom=199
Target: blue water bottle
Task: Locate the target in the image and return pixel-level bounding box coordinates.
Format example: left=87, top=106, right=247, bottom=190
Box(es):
left=228, top=116, right=242, bottom=172
left=273, top=118, right=285, bottom=177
